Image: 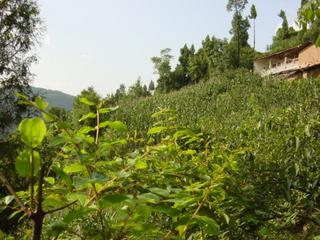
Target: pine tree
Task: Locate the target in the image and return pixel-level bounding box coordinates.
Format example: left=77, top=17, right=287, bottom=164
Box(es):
left=249, top=4, right=257, bottom=50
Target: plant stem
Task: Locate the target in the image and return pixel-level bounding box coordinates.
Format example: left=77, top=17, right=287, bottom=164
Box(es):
left=30, top=149, right=35, bottom=211
left=0, top=171, right=31, bottom=216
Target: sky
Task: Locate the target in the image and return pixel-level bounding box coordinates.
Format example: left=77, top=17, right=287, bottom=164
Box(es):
left=31, top=0, right=301, bottom=96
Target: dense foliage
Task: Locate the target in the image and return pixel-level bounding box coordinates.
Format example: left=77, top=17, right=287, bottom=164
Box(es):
left=2, top=70, right=320, bottom=239
left=2, top=1, right=320, bottom=239
left=0, top=0, right=41, bottom=137
left=111, top=71, right=320, bottom=238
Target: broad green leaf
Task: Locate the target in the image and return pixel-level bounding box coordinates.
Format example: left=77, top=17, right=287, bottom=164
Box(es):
left=154, top=204, right=180, bottom=217
left=73, top=173, right=106, bottom=189
left=99, top=121, right=128, bottom=132
left=18, top=118, right=47, bottom=148
left=99, top=194, right=129, bottom=208
left=4, top=195, right=14, bottom=205
left=63, top=164, right=86, bottom=174
left=52, top=165, right=72, bottom=189
left=48, top=135, right=69, bottom=147
left=195, top=215, right=220, bottom=236
left=43, top=194, right=66, bottom=209
left=78, top=126, right=96, bottom=135
left=149, top=187, right=170, bottom=197
left=15, top=150, right=40, bottom=177
left=63, top=208, right=93, bottom=224
left=67, top=193, right=88, bottom=206
left=98, top=108, right=111, bottom=114
left=42, top=112, right=54, bottom=122
left=147, top=126, right=166, bottom=135
left=35, top=96, right=48, bottom=110
left=44, top=177, right=55, bottom=185
left=99, top=106, right=119, bottom=114
left=79, top=112, right=96, bottom=122
left=79, top=97, right=95, bottom=106
left=137, top=193, right=160, bottom=204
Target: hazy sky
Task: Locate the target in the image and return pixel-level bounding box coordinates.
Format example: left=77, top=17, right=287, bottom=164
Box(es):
left=31, top=0, right=301, bottom=96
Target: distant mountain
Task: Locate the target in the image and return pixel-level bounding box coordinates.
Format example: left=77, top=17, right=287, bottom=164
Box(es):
left=32, top=87, right=74, bottom=110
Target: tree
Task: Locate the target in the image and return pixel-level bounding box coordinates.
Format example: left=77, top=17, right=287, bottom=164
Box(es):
left=227, top=0, right=249, bottom=67
left=279, top=10, right=290, bottom=39
left=270, top=10, right=299, bottom=51
left=188, top=49, right=209, bottom=83
left=299, top=0, right=320, bottom=45
left=151, top=48, right=174, bottom=93
left=113, top=84, right=126, bottom=102
left=148, top=80, right=155, bottom=92
left=249, top=4, right=257, bottom=50
left=177, top=44, right=194, bottom=86
left=0, top=0, right=41, bottom=138
left=127, top=77, right=150, bottom=98
left=202, top=35, right=229, bottom=74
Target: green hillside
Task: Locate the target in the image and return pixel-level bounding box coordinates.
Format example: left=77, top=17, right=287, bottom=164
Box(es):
left=109, top=72, right=320, bottom=238
left=32, top=87, right=74, bottom=110
left=113, top=70, right=320, bottom=135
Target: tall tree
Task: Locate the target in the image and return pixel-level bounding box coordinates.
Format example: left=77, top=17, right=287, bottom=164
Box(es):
left=279, top=10, right=289, bottom=39
left=127, top=77, right=150, bottom=98
left=151, top=48, right=173, bottom=93
left=148, top=80, right=155, bottom=92
left=171, top=44, right=195, bottom=88
left=0, top=0, right=41, bottom=138
left=226, top=0, right=249, bottom=67
left=202, top=35, right=229, bottom=74
left=249, top=4, right=257, bottom=50
left=270, top=10, right=299, bottom=51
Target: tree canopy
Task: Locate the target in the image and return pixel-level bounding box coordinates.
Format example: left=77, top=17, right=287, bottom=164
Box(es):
left=0, top=0, right=41, bottom=138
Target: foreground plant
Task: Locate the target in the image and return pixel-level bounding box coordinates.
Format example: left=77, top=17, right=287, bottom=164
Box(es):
left=0, top=95, right=238, bottom=239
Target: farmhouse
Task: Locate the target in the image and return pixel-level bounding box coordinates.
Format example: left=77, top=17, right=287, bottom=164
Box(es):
left=254, top=42, right=320, bottom=79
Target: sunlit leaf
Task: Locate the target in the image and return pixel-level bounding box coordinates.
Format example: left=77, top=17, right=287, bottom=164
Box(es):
left=15, top=150, right=40, bottom=177
left=99, top=121, right=128, bottom=132
left=18, top=118, right=47, bottom=148
left=147, top=126, right=166, bottom=135
left=63, top=164, right=86, bottom=174
left=35, top=96, right=48, bottom=110
left=79, top=112, right=96, bottom=122
left=79, top=97, right=95, bottom=106
left=4, top=195, right=14, bottom=205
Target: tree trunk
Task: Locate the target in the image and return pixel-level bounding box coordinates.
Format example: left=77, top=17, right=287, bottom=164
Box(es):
left=253, top=19, right=256, bottom=51
left=31, top=211, right=45, bottom=240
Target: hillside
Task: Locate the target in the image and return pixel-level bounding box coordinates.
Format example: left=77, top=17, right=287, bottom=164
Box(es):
left=32, top=87, right=74, bottom=110
left=109, top=72, right=320, bottom=238
left=113, top=70, right=319, bottom=134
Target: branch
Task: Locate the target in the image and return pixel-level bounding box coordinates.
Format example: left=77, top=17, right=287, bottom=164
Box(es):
left=44, top=200, right=77, bottom=215
left=36, top=163, right=45, bottom=213
left=0, top=171, right=31, bottom=216
left=30, top=149, right=35, bottom=211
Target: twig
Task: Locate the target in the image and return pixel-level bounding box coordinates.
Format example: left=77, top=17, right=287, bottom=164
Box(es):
left=44, top=200, right=77, bottom=215
left=0, top=171, right=31, bottom=216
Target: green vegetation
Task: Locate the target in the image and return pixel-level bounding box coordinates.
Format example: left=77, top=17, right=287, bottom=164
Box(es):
left=2, top=1, right=320, bottom=239
left=2, top=71, right=320, bottom=239
left=0, top=0, right=41, bottom=137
